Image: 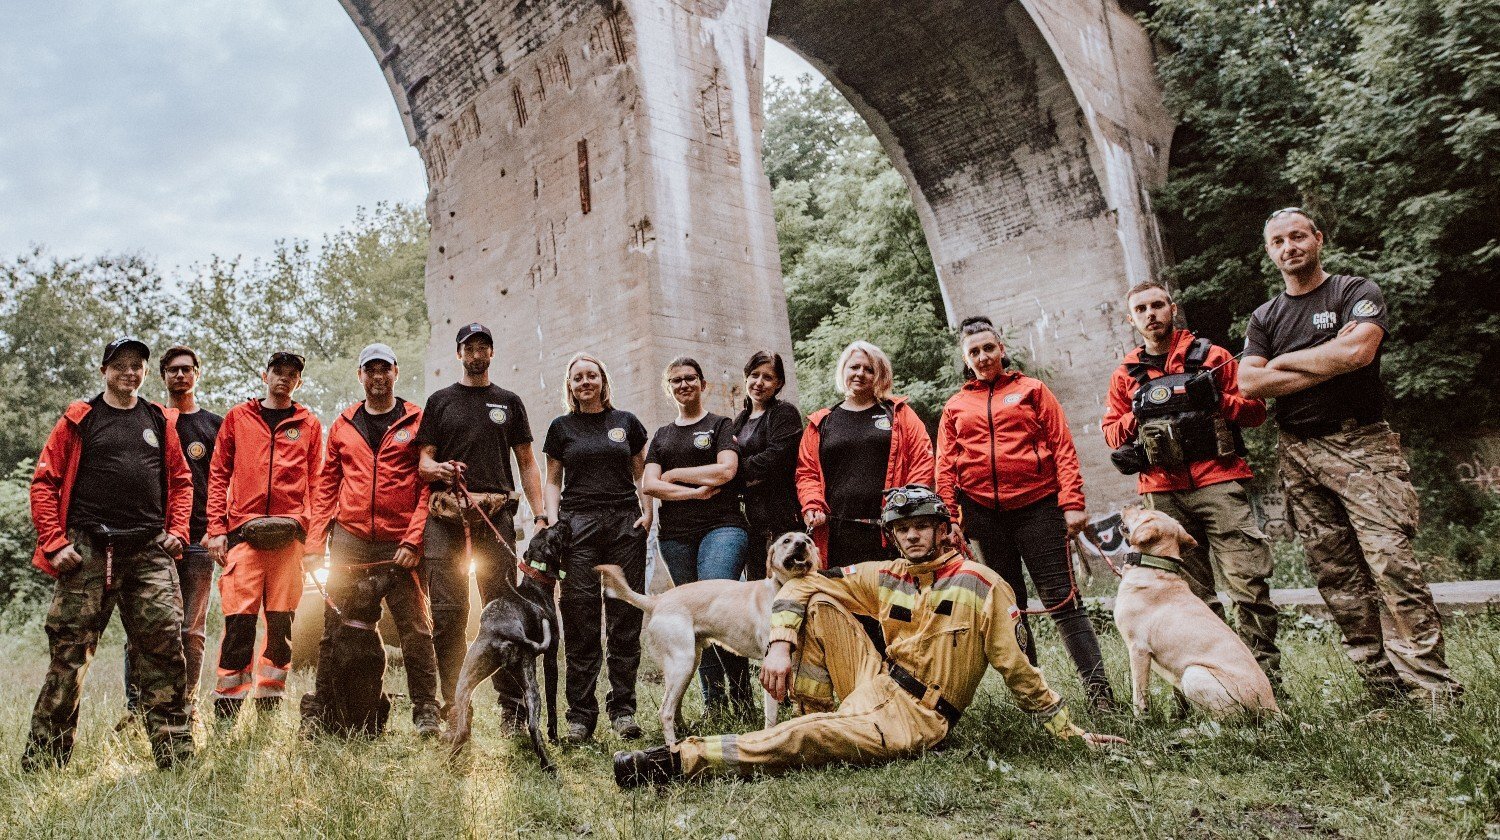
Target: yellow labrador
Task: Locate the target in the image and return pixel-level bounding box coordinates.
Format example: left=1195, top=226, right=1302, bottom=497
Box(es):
left=597, top=531, right=818, bottom=743
left=1115, top=507, right=1280, bottom=718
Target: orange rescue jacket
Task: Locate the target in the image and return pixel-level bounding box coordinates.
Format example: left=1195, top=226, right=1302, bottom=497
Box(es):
left=29, top=397, right=194, bottom=577
left=306, top=400, right=428, bottom=554
left=795, top=396, right=935, bottom=566
left=206, top=399, right=323, bottom=538
left=1101, top=328, right=1265, bottom=494
left=936, top=370, right=1085, bottom=524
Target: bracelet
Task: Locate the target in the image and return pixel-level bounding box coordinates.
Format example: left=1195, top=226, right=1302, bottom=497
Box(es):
left=534, top=515, right=549, bottom=524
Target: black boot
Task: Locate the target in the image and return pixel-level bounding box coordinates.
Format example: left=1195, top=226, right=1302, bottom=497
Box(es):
left=213, top=697, right=243, bottom=720
left=613, top=745, right=683, bottom=788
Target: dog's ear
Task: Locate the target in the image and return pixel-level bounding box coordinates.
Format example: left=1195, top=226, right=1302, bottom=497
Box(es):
left=1129, top=518, right=1162, bottom=548
left=1173, top=519, right=1199, bottom=549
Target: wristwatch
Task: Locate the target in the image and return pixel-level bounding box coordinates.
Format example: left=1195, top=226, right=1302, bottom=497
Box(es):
left=534, top=515, right=550, bottom=525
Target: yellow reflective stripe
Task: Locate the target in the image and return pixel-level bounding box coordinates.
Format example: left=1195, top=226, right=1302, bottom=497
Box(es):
left=771, top=610, right=804, bottom=631
left=878, top=586, right=917, bottom=612
left=926, top=586, right=986, bottom=614
left=1041, top=706, right=1081, bottom=738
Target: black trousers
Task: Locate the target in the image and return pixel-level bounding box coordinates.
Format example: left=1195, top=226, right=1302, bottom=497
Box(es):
left=424, top=515, right=525, bottom=715
left=558, top=506, right=646, bottom=730
left=959, top=492, right=1113, bottom=700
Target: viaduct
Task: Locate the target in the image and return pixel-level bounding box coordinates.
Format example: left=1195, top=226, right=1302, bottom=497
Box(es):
left=338, top=0, right=1173, bottom=505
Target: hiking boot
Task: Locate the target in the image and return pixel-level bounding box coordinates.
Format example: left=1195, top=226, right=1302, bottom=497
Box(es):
left=612, top=714, right=644, bottom=740
left=497, top=705, right=525, bottom=735
left=1406, top=685, right=1464, bottom=714
left=564, top=721, right=592, bottom=744
left=213, top=697, right=243, bottom=720
left=19, top=741, right=69, bottom=773
left=1088, top=682, right=1119, bottom=715
left=152, top=738, right=195, bottom=771
left=413, top=702, right=443, bottom=739
left=614, top=745, right=683, bottom=788
left=254, top=696, right=282, bottom=714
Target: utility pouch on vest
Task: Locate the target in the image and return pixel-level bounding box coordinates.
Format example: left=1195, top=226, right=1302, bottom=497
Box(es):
left=428, top=490, right=517, bottom=526
left=238, top=516, right=303, bottom=550
left=1126, top=336, right=1241, bottom=469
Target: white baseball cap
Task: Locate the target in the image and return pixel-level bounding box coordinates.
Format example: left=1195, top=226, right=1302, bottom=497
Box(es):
left=358, top=343, right=398, bottom=367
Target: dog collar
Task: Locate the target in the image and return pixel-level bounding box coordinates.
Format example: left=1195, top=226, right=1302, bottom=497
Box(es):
left=1128, top=553, right=1183, bottom=575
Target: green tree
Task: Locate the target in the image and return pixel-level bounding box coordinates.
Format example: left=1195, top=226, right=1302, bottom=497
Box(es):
left=766, top=76, right=957, bottom=421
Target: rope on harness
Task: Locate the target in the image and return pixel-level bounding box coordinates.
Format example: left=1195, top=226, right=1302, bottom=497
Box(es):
left=450, top=464, right=556, bottom=586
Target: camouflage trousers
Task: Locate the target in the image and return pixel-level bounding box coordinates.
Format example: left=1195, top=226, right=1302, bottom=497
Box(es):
left=1279, top=421, right=1459, bottom=696
left=25, top=529, right=193, bottom=770
left=1146, top=480, right=1281, bottom=679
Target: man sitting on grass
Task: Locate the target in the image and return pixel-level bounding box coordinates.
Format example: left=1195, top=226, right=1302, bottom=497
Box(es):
left=614, top=484, right=1124, bottom=786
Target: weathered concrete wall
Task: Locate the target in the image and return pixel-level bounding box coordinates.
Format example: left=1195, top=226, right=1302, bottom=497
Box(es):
left=340, top=0, right=1172, bottom=506
left=769, top=0, right=1171, bottom=506
left=339, top=0, right=792, bottom=432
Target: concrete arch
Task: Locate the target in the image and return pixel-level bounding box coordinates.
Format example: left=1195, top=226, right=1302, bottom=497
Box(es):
left=338, top=0, right=1171, bottom=502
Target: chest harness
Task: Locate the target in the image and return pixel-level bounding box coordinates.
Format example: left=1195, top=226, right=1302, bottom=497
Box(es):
left=1111, top=337, right=1245, bottom=475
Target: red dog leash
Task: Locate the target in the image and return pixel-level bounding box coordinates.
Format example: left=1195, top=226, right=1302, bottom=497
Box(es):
left=450, top=465, right=555, bottom=585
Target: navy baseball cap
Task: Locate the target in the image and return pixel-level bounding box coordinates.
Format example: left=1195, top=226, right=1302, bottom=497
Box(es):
left=456, top=323, right=493, bottom=347
left=267, top=350, right=306, bottom=372
left=101, top=336, right=150, bottom=365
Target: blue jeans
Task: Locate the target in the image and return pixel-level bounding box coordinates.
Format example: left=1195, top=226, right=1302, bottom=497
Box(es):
left=658, top=527, right=754, bottom=710
left=126, top=543, right=214, bottom=712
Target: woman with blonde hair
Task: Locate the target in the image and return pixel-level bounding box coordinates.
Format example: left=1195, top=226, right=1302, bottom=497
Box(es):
left=796, top=341, right=934, bottom=569
left=644, top=357, right=754, bottom=715
left=542, top=352, right=652, bottom=742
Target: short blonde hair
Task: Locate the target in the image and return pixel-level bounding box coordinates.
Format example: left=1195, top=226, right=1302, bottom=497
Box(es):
left=563, top=352, right=613, bottom=412
left=835, top=341, right=894, bottom=400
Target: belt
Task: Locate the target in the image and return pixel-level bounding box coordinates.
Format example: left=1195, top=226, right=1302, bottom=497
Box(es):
left=1279, top=415, right=1379, bottom=440
left=885, top=660, right=961, bottom=728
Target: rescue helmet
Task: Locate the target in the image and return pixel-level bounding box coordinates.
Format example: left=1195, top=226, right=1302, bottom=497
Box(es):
left=880, top=484, right=950, bottom=530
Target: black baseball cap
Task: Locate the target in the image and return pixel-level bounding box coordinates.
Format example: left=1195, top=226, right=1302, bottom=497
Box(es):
left=456, top=322, right=493, bottom=347
left=267, top=350, right=306, bottom=372
left=102, top=336, right=150, bottom=366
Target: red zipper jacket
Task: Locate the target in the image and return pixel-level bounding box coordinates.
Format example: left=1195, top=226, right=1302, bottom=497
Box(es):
left=795, top=396, right=935, bottom=566
left=206, top=399, right=323, bottom=538
left=1101, top=328, right=1265, bottom=494
left=306, top=400, right=428, bottom=554
left=936, top=370, right=1085, bottom=524
left=30, top=397, right=194, bottom=577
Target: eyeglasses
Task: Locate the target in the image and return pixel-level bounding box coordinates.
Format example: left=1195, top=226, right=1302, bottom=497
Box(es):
left=667, top=375, right=700, bottom=386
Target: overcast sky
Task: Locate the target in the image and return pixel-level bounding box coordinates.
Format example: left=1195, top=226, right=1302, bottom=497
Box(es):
left=0, top=2, right=818, bottom=274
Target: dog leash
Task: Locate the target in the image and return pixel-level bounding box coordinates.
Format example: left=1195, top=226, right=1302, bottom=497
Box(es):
left=1075, top=531, right=1125, bottom=579
left=451, top=466, right=557, bottom=586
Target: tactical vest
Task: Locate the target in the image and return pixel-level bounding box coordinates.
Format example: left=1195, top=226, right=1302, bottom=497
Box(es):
left=1124, top=337, right=1242, bottom=469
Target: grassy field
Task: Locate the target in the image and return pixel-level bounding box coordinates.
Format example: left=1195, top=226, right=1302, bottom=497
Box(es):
left=0, top=608, right=1496, bottom=839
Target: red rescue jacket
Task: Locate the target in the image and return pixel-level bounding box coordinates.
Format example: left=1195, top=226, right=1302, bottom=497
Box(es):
left=206, top=399, right=323, bottom=538
left=795, top=396, right=935, bottom=566
left=306, top=400, right=428, bottom=554
left=29, top=397, right=194, bottom=577
left=1101, top=328, right=1265, bottom=494
left=936, top=370, right=1085, bottom=524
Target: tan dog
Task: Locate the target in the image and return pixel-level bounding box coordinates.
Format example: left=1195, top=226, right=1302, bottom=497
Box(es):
left=598, top=531, right=818, bottom=743
left=1115, top=507, right=1280, bottom=718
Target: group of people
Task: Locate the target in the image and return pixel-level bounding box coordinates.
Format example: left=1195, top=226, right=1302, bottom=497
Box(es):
left=21, top=206, right=1460, bottom=784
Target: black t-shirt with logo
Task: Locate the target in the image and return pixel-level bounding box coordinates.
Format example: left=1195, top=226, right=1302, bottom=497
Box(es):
left=819, top=404, right=893, bottom=522
left=645, top=413, right=746, bottom=541
left=354, top=402, right=405, bottom=454
left=260, top=403, right=297, bottom=432
left=543, top=408, right=648, bottom=512
left=68, top=397, right=166, bottom=533
left=1244, top=275, right=1389, bottom=430
left=176, top=408, right=223, bottom=542
left=415, top=383, right=533, bottom=493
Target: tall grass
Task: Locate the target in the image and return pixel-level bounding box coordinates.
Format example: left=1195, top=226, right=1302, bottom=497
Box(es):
left=1, top=611, right=1496, bottom=838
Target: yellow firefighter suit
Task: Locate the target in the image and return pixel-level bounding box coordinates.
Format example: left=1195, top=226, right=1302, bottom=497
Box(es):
left=674, top=549, right=1083, bottom=778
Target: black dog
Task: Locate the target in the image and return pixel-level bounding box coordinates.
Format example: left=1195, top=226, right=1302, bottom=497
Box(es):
left=443, top=522, right=565, bottom=773
left=300, top=567, right=397, bottom=737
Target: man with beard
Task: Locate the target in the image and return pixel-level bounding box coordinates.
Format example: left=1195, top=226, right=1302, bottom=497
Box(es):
left=1239, top=207, right=1460, bottom=705
left=416, top=323, right=547, bottom=728
left=1101, top=282, right=1280, bottom=683
left=304, top=343, right=441, bottom=737
left=122, top=346, right=223, bottom=724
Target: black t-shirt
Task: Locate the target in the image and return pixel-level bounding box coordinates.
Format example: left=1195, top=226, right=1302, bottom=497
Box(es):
left=415, top=383, right=533, bottom=493
left=1244, top=275, right=1389, bottom=430
left=1139, top=351, right=1167, bottom=370
left=819, top=404, right=893, bottom=521
left=645, top=414, right=746, bottom=541
left=176, top=408, right=223, bottom=542
left=354, top=402, right=404, bottom=453
left=260, top=403, right=296, bottom=432
left=543, top=408, right=648, bottom=511
left=68, top=398, right=166, bottom=532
